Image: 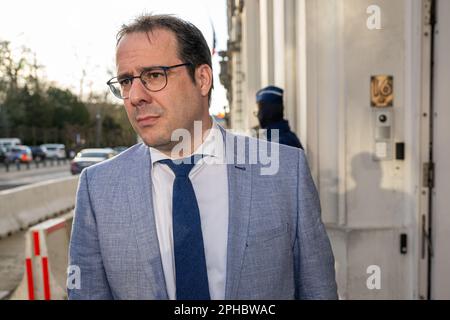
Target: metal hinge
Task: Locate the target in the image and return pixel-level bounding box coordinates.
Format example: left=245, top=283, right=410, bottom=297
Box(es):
left=421, top=214, right=433, bottom=259
left=423, top=162, right=435, bottom=189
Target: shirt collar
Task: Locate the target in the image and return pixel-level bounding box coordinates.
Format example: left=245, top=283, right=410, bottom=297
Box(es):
left=149, top=118, right=225, bottom=167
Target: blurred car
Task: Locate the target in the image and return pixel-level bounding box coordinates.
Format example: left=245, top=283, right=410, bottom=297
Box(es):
left=30, top=146, right=47, bottom=161
left=0, top=138, right=21, bottom=150
left=66, top=148, right=77, bottom=159
left=41, top=144, right=66, bottom=159
left=70, top=148, right=115, bottom=175
left=6, top=145, right=33, bottom=163
left=113, top=146, right=129, bottom=154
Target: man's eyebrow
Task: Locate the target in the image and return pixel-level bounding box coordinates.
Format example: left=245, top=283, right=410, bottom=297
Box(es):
left=117, top=72, right=133, bottom=80
left=116, top=66, right=163, bottom=79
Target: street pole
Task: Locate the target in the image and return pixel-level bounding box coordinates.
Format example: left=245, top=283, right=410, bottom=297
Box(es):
left=95, top=108, right=101, bottom=147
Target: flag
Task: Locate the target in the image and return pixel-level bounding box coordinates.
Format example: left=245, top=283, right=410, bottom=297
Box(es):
left=210, top=19, right=217, bottom=56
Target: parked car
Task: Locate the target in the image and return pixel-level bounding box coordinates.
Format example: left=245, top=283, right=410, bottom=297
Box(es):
left=6, top=145, right=33, bottom=163
left=41, top=144, right=66, bottom=159
left=0, top=138, right=21, bottom=150
left=30, top=146, right=47, bottom=161
left=70, top=148, right=115, bottom=175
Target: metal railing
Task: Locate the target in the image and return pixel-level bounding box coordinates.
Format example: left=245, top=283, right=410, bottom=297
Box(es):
left=0, top=158, right=69, bottom=173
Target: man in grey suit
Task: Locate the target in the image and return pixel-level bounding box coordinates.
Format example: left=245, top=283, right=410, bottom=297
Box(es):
left=68, top=14, right=338, bottom=300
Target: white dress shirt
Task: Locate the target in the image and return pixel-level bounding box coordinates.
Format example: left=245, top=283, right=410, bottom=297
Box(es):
left=149, top=120, right=229, bottom=300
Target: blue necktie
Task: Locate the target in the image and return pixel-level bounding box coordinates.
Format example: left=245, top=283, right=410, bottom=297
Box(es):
left=159, top=155, right=211, bottom=300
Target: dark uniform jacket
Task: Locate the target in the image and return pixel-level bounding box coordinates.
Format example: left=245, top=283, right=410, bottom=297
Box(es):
left=266, top=120, right=303, bottom=149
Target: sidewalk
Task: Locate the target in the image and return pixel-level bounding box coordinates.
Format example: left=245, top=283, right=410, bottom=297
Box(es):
left=0, top=230, right=26, bottom=299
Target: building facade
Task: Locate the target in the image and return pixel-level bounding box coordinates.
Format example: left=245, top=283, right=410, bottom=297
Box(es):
left=220, top=0, right=450, bottom=299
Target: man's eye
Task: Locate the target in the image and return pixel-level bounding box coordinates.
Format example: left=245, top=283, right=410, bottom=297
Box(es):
left=144, top=71, right=165, bottom=80
left=118, top=78, right=132, bottom=86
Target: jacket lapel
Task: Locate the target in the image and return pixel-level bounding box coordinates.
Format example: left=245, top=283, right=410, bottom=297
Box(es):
left=221, top=128, right=252, bottom=299
left=125, top=144, right=168, bottom=299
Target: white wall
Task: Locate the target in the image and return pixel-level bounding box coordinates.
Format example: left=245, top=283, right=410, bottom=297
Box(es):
left=259, top=0, right=274, bottom=86
left=227, top=0, right=433, bottom=298
left=300, top=0, right=424, bottom=299
left=231, top=0, right=261, bottom=131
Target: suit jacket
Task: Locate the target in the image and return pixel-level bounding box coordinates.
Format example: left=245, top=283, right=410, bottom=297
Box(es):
left=68, top=128, right=338, bottom=299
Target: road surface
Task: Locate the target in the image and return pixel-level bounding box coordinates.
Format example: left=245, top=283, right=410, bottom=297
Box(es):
left=0, top=162, right=72, bottom=191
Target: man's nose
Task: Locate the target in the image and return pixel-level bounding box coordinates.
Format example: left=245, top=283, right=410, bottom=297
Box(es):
left=128, top=78, right=153, bottom=106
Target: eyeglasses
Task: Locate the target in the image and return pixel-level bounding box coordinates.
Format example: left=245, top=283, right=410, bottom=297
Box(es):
left=106, top=63, right=192, bottom=99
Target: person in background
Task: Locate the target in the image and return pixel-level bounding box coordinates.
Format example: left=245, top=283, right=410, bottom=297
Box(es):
left=256, top=85, right=304, bottom=149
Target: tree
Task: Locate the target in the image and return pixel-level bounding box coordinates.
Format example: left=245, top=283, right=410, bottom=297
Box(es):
left=0, top=40, right=45, bottom=136
left=46, top=87, right=89, bottom=129
left=0, top=38, right=135, bottom=147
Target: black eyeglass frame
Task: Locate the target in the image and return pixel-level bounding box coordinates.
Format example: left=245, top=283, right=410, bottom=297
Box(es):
left=106, top=62, right=193, bottom=99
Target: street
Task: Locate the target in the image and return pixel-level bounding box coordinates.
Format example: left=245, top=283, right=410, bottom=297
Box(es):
left=0, top=162, right=72, bottom=191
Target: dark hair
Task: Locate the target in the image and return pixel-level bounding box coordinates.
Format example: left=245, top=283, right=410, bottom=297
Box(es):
left=116, top=14, right=213, bottom=103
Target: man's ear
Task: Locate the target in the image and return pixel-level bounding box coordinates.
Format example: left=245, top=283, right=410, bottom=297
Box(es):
left=195, top=64, right=213, bottom=98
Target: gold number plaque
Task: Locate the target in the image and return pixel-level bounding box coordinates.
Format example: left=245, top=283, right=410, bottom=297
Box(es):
left=371, top=75, right=394, bottom=108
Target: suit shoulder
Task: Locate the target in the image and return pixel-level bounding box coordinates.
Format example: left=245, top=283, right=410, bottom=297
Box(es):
left=82, top=143, right=146, bottom=176
left=224, top=130, right=302, bottom=171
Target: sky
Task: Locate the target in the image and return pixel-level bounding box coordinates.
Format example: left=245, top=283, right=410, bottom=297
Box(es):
left=0, top=0, right=229, bottom=115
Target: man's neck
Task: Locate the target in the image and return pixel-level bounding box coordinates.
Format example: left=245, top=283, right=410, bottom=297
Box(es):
left=159, top=116, right=214, bottom=159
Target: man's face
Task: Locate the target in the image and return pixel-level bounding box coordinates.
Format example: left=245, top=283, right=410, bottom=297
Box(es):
left=116, top=29, right=211, bottom=152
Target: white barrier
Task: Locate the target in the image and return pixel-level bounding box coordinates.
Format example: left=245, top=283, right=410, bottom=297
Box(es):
left=0, top=176, right=78, bottom=238
left=11, top=212, right=73, bottom=300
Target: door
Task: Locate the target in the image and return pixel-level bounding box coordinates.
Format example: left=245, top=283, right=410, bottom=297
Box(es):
left=431, top=0, right=450, bottom=299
